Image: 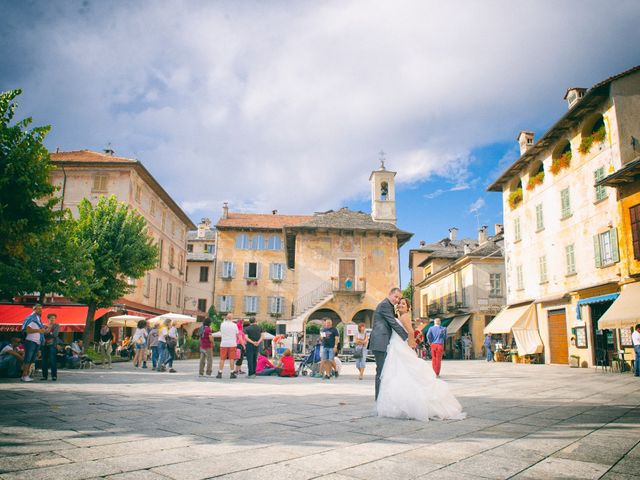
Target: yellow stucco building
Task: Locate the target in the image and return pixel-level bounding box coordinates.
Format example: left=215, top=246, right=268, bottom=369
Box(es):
left=213, top=163, right=412, bottom=342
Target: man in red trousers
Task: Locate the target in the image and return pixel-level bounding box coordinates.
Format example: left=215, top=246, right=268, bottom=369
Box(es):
left=426, top=318, right=447, bottom=378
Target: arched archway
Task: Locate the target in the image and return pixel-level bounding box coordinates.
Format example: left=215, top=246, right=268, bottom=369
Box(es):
left=352, top=309, right=375, bottom=329
left=302, top=308, right=343, bottom=354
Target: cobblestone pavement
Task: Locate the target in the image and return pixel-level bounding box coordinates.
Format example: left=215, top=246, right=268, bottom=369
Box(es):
left=1, top=359, right=639, bottom=480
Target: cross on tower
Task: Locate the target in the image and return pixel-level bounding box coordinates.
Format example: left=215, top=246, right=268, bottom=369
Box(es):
left=378, top=150, right=386, bottom=169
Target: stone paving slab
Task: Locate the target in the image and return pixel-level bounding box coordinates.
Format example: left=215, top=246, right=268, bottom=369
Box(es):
left=1, top=360, right=639, bottom=480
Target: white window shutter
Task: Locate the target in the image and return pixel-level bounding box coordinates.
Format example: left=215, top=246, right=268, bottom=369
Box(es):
left=256, top=263, right=262, bottom=279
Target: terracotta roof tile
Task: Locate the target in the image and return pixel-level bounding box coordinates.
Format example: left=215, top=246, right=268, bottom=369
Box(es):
left=50, top=150, right=137, bottom=164
left=216, top=213, right=313, bottom=230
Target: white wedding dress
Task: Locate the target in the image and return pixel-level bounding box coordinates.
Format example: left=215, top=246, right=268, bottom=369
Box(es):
left=376, top=319, right=466, bottom=422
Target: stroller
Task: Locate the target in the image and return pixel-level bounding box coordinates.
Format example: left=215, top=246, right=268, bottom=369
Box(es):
left=297, top=343, right=322, bottom=377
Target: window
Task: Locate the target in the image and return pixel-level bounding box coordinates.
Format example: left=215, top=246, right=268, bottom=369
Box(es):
left=221, top=261, right=235, bottom=279
left=169, top=246, right=175, bottom=268
left=187, top=244, right=193, bottom=253
left=150, top=200, right=156, bottom=217
left=176, top=287, right=181, bottom=309
left=560, top=188, right=571, bottom=219
left=199, top=266, right=209, bottom=282
left=514, top=217, right=521, bottom=242
left=235, top=234, right=249, bottom=249
left=158, top=239, right=164, bottom=268
left=516, top=265, right=524, bottom=290
left=92, top=175, right=108, bottom=192
left=244, top=296, right=258, bottom=314
left=178, top=254, right=184, bottom=273
left=143, top=273, right=151, bottom=298
left=135, top=184, right=142, bottom=202
left=566, top=244, right=576, bottom=275
left=171, top=220, right=176, bottom=237
left=205, top=244, right=214, bottom=253
left=219, top=295, right=234, bottom=313
left=197, top=299, right=207, bottom=312
left=161, top=211, right=166, bottom=231
left=594, top=228, right=620, bottom=267
left=594, top=167, right=607, bottom=202
left=380, top=181, right=389, bottom=201
left=268, top=235, right=282, bottom=250
left=166, top=282, right=172, bottom=304
left=270, top=263, right=285, bottom=281
left=251, top=235, right=265, bottom=250
left=244, top=262, right=259, bottom=279
left=489, top=273, right=502, bottom=297
left=631, top=204, right=640, bottom=260
left=155, top=279, right=162, bottom=307
left=268, top=296, right=284, bottom=315
left=539, top=256, right=548, bottom=283
left=535, top=204, right=544, bottom=231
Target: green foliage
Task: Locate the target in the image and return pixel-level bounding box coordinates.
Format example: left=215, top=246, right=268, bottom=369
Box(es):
left=258, top=321, right=276, bottom=334
left=508, top=188, right=523, bottom=209
left=402, top=283, right=414, bottom=302
left=74, top=195, right=158, bottom=343
left=0, top=89, right=59, bottom=297
left=305, top=323, right=320, bottom=335
left=183, top=337, right=200, bottom=353
left=207, top=306, right=223, bottom=332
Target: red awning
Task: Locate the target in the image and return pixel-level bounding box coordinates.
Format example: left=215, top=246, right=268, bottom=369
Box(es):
left=0, top=304, right=111, bottom=332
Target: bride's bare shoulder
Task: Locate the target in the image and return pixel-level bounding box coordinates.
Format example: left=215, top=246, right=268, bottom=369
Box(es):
left=399, top=312, right=412, bottom=331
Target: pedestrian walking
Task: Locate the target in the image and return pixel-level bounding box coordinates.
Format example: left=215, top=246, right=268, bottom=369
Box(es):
left=217, top=313, right=238, bottom=379
left=463, top=335, right=472, bottom=360
left=484, top=334, right=494, bottom=362
left=244, top=318, right=263, bottom=378
left=632, top=324, right=640, bottom=377
left=132, top=320, right=148, bottom=368
left=157, top=319, right=169, bottom=372
left=98, top=323, right=113, bottom=369
left=199, top=318, right=213, bottom=377
left=21, top=304, right=48, bottom=382
left=354, top=323, right=369, bottom=380
left=426, top=317, right=447, bottom=377
left=147, top=324, right=159, bottom=370
left=41, top=313, right=60, bottom=381
left=163, top=320, right=178, bottom=373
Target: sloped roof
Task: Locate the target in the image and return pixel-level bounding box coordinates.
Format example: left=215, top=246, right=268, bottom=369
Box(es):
left=216, top=213, right=313, bottom=230
left=294, top=208, right=402, bottom=232
left=187, top=230, right=216, bottom=241
left=50, top=150, right=195, bottom=229
left=488, top=64, right=640, bottom=192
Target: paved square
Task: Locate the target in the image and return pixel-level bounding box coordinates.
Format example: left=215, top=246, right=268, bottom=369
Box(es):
left=1, top=360, right=639, bottom=479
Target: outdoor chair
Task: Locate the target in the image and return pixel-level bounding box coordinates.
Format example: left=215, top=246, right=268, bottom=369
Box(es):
left=595, top=350, right=610, bottom=373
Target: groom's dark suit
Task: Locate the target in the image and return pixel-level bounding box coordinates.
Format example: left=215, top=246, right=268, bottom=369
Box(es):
left=369, top=297, right=409, bottom=400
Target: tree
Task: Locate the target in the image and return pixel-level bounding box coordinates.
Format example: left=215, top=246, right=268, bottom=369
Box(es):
left=207, top=305, right=224, bottom=332
left=74, top=195, right=158, bottom=344
left=13, top=213, right=94, bottom=303
left=402, top=283, right=414, bottom=302
left=258, top=321, right=276, bottom=335
left=0, top=89, right=59, bottom=298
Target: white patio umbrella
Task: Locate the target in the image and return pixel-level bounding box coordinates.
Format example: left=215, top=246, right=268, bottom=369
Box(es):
left=148, top=313, right=197, bottom=327
left=211, top=331, right=274, bottom=340
left=107, top=315, right=146, bottom=328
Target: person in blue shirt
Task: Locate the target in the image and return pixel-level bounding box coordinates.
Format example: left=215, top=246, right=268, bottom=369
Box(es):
left=484, top=334, right=494, bottom=362
left=426, top=318, right=447, bottom=377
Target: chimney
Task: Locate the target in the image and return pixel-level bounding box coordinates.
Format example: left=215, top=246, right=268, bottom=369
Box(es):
left=222, top=202, right=229, bottom=219
left=419, top=240, right=426, bottom=247
left=478, top=225, right=488, bottom=244
left=448, top=227, right=458, bottom=242
left=463, top=244, right=471, bottom=255
left=272, top=209, right=278, bottom=215
left=564, top=87, right=587, bottom=109
left=494, top=224, right=503, bottom=236
left=517, top=131, right=535, bottom=155
left=197, top=217, right=210, bottom=239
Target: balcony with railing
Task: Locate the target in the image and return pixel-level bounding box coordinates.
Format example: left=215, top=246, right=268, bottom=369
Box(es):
left=331, top=277, right=366, bottom=295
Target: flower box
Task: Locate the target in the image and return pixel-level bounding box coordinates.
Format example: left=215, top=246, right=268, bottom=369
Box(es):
left=508, top=189, right=523, bottom=209
left=579, top=127, right=606, bottom=155
left=526, top=172, right=544, bottom=191
left=551, top=151, right=572, bottom=175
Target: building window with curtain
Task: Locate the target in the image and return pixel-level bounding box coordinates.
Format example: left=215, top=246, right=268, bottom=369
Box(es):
left=594, top=167, right=607, bottom=202
left=565, top=244, right=576, bottom=275
left=489, top=273, right=502, bottom=297
left=594, top=228, right=619, bottom=267
left=218, top=295, right=234, bottom=313
left=270, top=263, right=285, bottom=281
left=268, top=296, right=284, bottom=315
left=244, top=296, right=258, bottom=314
left=221, top=261, right=235, bottom=279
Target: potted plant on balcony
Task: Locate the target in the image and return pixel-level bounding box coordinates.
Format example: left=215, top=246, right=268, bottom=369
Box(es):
left=551, top=150, right=572, bottom=175
left=508, top=188, right=523, bottom=209
left=579, top=124, right=606, bottom=155
left=526, top=171, right=544, bottom=191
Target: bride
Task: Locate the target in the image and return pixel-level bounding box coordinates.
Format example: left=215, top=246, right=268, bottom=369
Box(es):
left=376, top=297, right=466, bottom=421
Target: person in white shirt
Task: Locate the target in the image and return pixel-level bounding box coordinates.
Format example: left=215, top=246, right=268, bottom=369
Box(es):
left=0, top=337, right=24, bottom=378
left=217, top=313, right=239, bottom=379
left=632, top=324, right=640, bottom=378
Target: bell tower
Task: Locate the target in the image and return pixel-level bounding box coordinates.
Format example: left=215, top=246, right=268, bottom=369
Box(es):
left=369, top=152, right=397, bottom=224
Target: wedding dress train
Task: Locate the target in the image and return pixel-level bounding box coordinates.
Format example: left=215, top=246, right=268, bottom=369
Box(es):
left=376, top=321, right=466, bottom=421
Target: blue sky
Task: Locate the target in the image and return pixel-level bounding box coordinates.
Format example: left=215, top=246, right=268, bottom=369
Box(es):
left=2, top=0, right=640, bottom=286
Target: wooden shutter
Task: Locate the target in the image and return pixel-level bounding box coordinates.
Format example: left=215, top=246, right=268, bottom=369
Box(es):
left=269, top=263, right=275, bottom=280
left=256, top=263, right=262, bottom=279
left=593, top=234, right=602, bottom=268
left=267, top=296, right=274, bottom=313
left=610, top=228, right=620, bottom=263
left=631, top=204, right=640, bottom=260
left=561, top=189, right=570, bottom=217
left=243, top=263, right=249, bottom=279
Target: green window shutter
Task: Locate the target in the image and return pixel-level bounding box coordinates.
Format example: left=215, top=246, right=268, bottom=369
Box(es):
left=561, top=189, right=570, bottom=217
left=610, top=228, right=620, bottom=263
left=593, top=234, right=602, bottom=268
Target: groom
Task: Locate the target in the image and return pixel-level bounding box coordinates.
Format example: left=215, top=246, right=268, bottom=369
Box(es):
left=369, top=287, right=416, bottom=400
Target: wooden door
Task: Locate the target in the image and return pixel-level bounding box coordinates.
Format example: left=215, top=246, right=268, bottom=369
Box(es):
left=548, top=309, right=569, bottom=364
left=339, top=259, right=355, bottom=289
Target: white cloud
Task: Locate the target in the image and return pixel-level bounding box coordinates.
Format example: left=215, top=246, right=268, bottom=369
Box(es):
left=469, top=197, right=486, bottom=213
left=2, top=0, right=639, bottom=220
